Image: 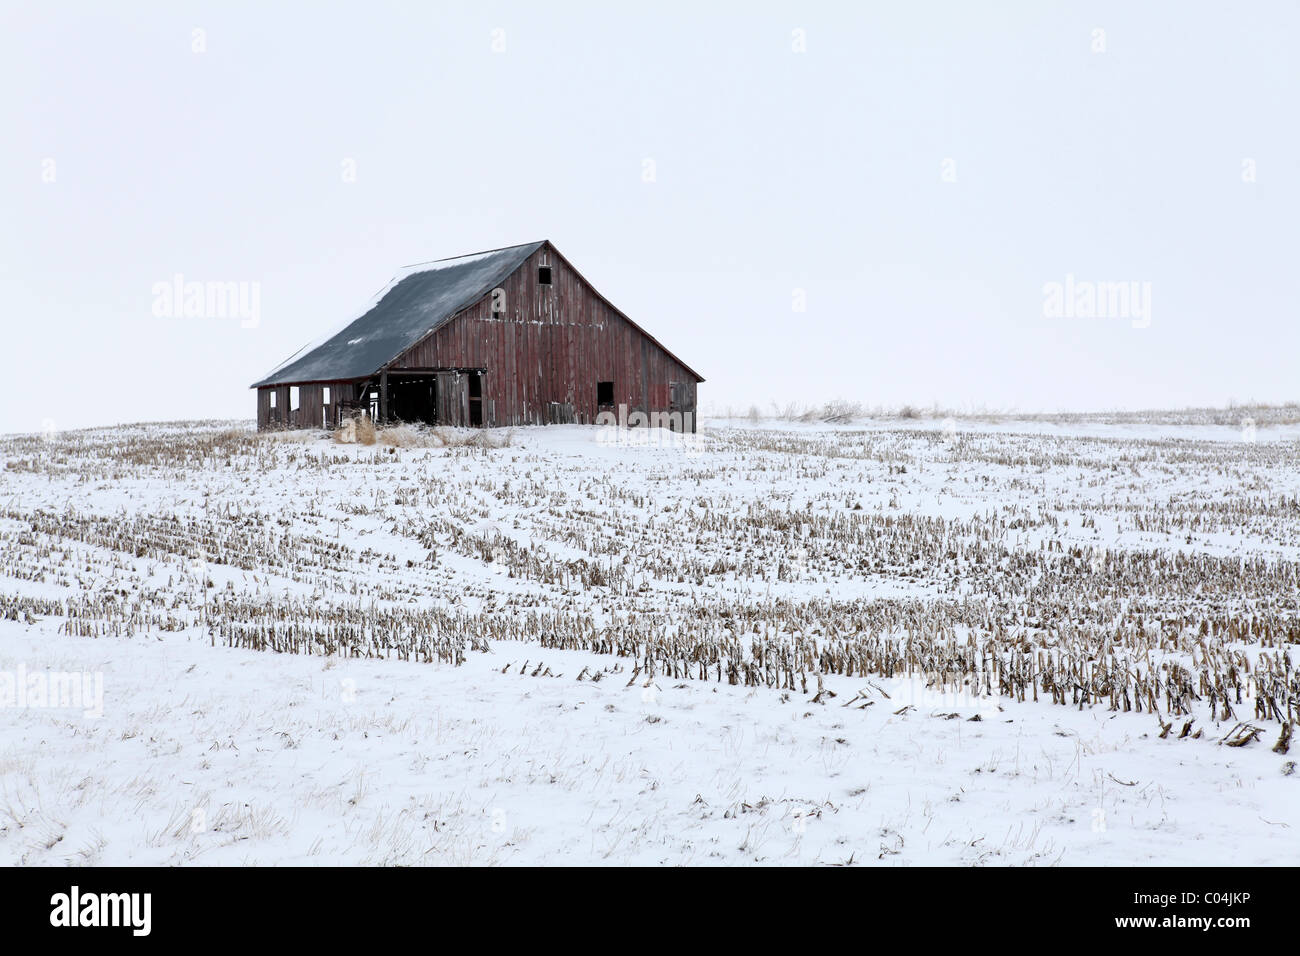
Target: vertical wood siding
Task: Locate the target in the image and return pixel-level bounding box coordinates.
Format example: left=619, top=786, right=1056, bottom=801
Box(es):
left=388, top=244, right=700, bottom=427
left=256, top=380, right=357, bottom=430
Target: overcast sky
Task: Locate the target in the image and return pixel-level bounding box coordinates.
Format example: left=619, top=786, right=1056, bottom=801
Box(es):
left=3, top=1, right=1297, bottom=432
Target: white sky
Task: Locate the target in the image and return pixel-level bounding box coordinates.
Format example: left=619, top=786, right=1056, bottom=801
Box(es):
left=2, top=1, right=1297, bottom=432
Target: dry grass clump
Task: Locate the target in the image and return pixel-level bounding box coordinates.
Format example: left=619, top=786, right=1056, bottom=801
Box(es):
left=472, top=428, right=515, bottom=449
left=330, top=419, right=514, bottom=449
left=260, top=429, right=318, bottom=444
left=381, top=424, right=517, bottom=449
left=355, top=415, right=376, bottom=445
left=334, top=415, right=377, bottom=445
left=378, top=425, right=429, bottom=448
left=431, top=427, right=515, bottom=449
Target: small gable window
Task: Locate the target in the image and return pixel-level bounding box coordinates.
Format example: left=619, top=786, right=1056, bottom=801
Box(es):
left=538, top=266, right=552, bottom=285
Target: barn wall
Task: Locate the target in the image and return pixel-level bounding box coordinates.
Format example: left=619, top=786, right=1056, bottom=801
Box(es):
left=256, top=382, right=356, bottom=431
left=296, top=385, right=320, bottom=430
left=257, top=387, right=272, bottom=430
left=389, top=243, right=700, bottom=428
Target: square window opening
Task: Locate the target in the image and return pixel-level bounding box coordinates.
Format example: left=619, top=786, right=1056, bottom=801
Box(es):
left=597, top=381, right=614, bottom=405
left=538, top=266, right=552, bottom=285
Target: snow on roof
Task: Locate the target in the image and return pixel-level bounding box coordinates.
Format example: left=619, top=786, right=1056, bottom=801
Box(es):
left=251, top=241, right=545, bottom=388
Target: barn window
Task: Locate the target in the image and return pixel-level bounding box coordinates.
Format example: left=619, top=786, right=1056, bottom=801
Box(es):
left=290, top=387, right=300, bottom=411
left=269, top=391, right=277, bottom=409
left=538, top=266, right=552, bottom=285
left=597, top=381, right=614, bottom=405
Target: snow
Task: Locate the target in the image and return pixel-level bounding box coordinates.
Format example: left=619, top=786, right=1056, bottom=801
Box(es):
left=398, top=248, right=503, bottom=278
left=2, top=619, right=1293, bottom=866
left=0, top=417, right=1297, bottom=865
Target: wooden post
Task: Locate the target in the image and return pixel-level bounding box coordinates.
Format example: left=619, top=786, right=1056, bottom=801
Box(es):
left=379, top=369, right=388, bottom=424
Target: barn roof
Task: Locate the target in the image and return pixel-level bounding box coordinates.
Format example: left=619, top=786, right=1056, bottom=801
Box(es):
left=251, top=241, right=545, bottom=388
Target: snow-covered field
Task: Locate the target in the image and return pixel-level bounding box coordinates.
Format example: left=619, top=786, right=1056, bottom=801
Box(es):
left=1, top=417, right=1297, bottom=865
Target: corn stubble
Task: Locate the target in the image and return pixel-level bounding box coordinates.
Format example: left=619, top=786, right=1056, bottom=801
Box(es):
left=1, top=419, right=1297, bottom=745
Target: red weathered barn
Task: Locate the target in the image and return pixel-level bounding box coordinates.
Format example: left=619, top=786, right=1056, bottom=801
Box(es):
left=251, top=240, right=703, bottom=431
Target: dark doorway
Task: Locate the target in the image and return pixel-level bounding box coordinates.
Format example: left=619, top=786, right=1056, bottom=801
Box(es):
left=597, top=381, right=614, bottom=407
left=468, top=372, right=483, bottom=427
left=389, top=376, right=438, bottom=425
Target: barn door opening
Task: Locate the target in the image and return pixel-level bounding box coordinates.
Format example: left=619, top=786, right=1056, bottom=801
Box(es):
left=468, top=372, right=483, bottom=427
left=389, top=376, right=438, bottom=425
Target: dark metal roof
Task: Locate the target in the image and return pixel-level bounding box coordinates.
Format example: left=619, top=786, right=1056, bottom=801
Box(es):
left=251, top=241, right=545, bottom=388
